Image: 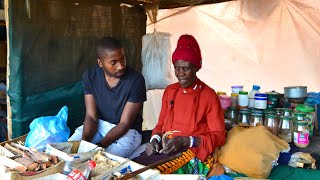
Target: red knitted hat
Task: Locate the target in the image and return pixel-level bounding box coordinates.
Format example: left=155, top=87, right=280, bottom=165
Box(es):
left=172, top=34, right=202, bottom=69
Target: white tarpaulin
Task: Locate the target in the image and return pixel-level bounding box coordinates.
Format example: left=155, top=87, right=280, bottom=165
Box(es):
left=142, top=0, right=320, bottom=130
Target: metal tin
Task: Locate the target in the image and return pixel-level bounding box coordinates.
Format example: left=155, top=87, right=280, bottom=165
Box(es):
left=266, top=91, right=279, bottom=109
left=284, top=86, right=307, bottom=99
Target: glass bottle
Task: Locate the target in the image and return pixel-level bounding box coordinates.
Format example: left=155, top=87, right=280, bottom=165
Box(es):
left=293, top=112, right=306, bottom=120
left=63, top=156, right=75, bottom=175
left=264, top=114, right=279, bottom=135
left=238, top=110, right=250, bottom=125
left=283, top=108, right=293, bottom=117
left=230, top=93, right=238, bottom=108
left=250, top=113, right=263, bottom=126
left=293, top=121, right=310, bottom=148
left=225, top=106, right=239, bottom=130
left=278, top=116, right=293, bottom=143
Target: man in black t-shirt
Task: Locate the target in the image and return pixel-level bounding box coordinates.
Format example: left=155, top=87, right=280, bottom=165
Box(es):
left=69, top=37, right=146, bottom=158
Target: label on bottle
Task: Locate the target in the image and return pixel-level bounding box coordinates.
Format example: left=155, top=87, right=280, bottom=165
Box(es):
left=67, top=169, right=86, bottom=180
left=293, top=132, right=309, bottom=144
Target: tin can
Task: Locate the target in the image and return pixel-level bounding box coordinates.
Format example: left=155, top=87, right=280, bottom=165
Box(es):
left=267, top=91, right=279, bottom=109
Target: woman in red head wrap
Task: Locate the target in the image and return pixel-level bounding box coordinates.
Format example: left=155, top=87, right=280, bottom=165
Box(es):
left=134, top=35, right=226, bottom=176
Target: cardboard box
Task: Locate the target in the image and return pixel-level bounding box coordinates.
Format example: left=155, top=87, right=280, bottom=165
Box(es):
left=0, top=134, right=65, bottom=180
left=102, top=152, right=160, bottom=180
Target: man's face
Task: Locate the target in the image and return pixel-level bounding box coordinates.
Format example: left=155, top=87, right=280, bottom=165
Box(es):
left=173, top=60, right=198, bottom=88
left=97, top=48, right=126, bottom=78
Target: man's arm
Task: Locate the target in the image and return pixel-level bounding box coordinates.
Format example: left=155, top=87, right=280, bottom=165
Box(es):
left=82, top=94, right=99, bottom=141
left=99, top=101, right=143, bottom=147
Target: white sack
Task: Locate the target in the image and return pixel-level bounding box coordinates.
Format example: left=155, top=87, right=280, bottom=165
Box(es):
left=141, top=32, right=172, bottom=90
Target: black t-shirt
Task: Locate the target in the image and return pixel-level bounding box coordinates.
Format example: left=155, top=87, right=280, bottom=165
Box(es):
left=82, top=65, right=146, bottom=132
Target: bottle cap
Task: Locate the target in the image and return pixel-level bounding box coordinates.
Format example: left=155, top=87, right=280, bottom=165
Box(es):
left=295, top=104, right=314, bottom=113
left=252, top=85, right=260, bottom=90
left=88, top=160, right=96, bottom=168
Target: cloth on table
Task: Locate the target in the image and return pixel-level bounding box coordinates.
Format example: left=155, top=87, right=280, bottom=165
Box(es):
left=218, top=126, right=289, bottom=178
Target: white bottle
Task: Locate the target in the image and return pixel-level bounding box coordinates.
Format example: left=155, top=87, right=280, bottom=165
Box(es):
left=248, top=85, right=260, bottom=108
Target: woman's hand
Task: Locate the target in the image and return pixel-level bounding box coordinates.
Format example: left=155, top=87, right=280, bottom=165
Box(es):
left=160, top=136, right=189, bottom=154
left=145, top=139, right=161, bottom=156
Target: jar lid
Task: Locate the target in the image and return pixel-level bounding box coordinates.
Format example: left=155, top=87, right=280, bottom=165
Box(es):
left=275, top=108, right=283, bottom=112
left=239, top=91, right=248, bottom=95
left=252, top=113, right=263, bottom=117
left=217, top=91, right=226, bottom=96
left=294, top=120, right=308, bottom=126
left=231, top=85, right=243, bottom=88
left=266, top=91, right=279, bottom=96
left=254, top=93, right=267, bottom=97
left=294, top=112, right=306, bottom=117
left=231, top=93, right=238, bottom=97
left=228, top=106, right=238, bottom=110
left=295, top=104, right=314, bottom=113
left=266, top=114, right=276, bottom=118
left=239, top=110, right=250, bottom=114
left=283, top=108, right=292, bottom=112
left=281, top=116, right=292, bottom=120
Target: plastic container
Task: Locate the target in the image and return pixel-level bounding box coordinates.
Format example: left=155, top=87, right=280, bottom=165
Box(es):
left=293, top=120, right=310, bottom=148
left=278, top=116, right=293, bottom=143
left=238, top=91, right=249, bottom=108
left=218, top=95, right=231, bottom=111
left=248, top=85, right=260, bottom=108
left=67, top=160, right=96, bottom=180
left=254, top=93, right=267, bottom=109
left=230, top=93, right=238, bottom=108
left=231, top=85, right=243, bottom=94
left=295, top=104, right=315, bottom=137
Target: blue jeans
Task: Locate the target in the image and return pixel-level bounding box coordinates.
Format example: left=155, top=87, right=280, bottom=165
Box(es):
left=68, top=120, right=142, bottom=159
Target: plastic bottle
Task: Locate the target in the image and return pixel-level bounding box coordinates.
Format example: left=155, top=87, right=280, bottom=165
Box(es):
left=63, top=156, right=75, bottom=175
left=248, top=85, right=260, bottom=108
left=67, top=160, right=96, bottom=180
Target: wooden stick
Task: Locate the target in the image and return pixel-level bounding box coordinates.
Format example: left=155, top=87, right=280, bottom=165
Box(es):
left=116, top=152, right=182, bottom=180
left=4, top=143, right=24, bottom=155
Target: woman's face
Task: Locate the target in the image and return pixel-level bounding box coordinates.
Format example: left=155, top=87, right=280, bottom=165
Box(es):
left=173, top=60, right=198, bottom=88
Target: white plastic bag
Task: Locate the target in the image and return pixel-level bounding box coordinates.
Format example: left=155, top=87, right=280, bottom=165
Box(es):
left=141, top=32, right=172, bottom=90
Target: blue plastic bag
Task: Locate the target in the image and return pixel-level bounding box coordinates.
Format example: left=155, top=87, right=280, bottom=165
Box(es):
left=25, top=106, right=70, bottom=151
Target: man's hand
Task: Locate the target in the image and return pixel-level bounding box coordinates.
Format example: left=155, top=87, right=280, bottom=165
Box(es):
left=145, top=139, right=161, bottom=156
left=160, top=136, right=189, bottom=154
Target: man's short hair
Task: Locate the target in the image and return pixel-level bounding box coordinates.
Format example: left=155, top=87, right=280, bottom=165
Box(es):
left=96, top=37, right=123, bottom=59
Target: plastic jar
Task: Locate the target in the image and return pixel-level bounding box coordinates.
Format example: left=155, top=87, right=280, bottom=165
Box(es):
left=218, top=95, right=231, bottom=111
left=238, top=91, right=249, bottom=108
left=250, top=113, right=263, bottom=126
left=254, top=93, right=267, bottom=109
left=231, top=85, right=243, bottom=94
left=230, top=93, right=238, bottom=107
left=295, top=104, right=315, bottom=137
left=293, top=120, right=310, bottom=148
left=278, top=116, right=293, bottom=143
left=264, top=114, right=279, bottom=135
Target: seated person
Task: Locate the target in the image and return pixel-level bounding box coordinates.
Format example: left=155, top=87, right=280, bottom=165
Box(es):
left=69, top=37, right=146, bottom=159
left=134, top=35, right=226, bottom=176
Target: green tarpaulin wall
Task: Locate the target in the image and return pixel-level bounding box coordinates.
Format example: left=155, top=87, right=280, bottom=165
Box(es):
left=7, top=0, right=146, bottom=138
